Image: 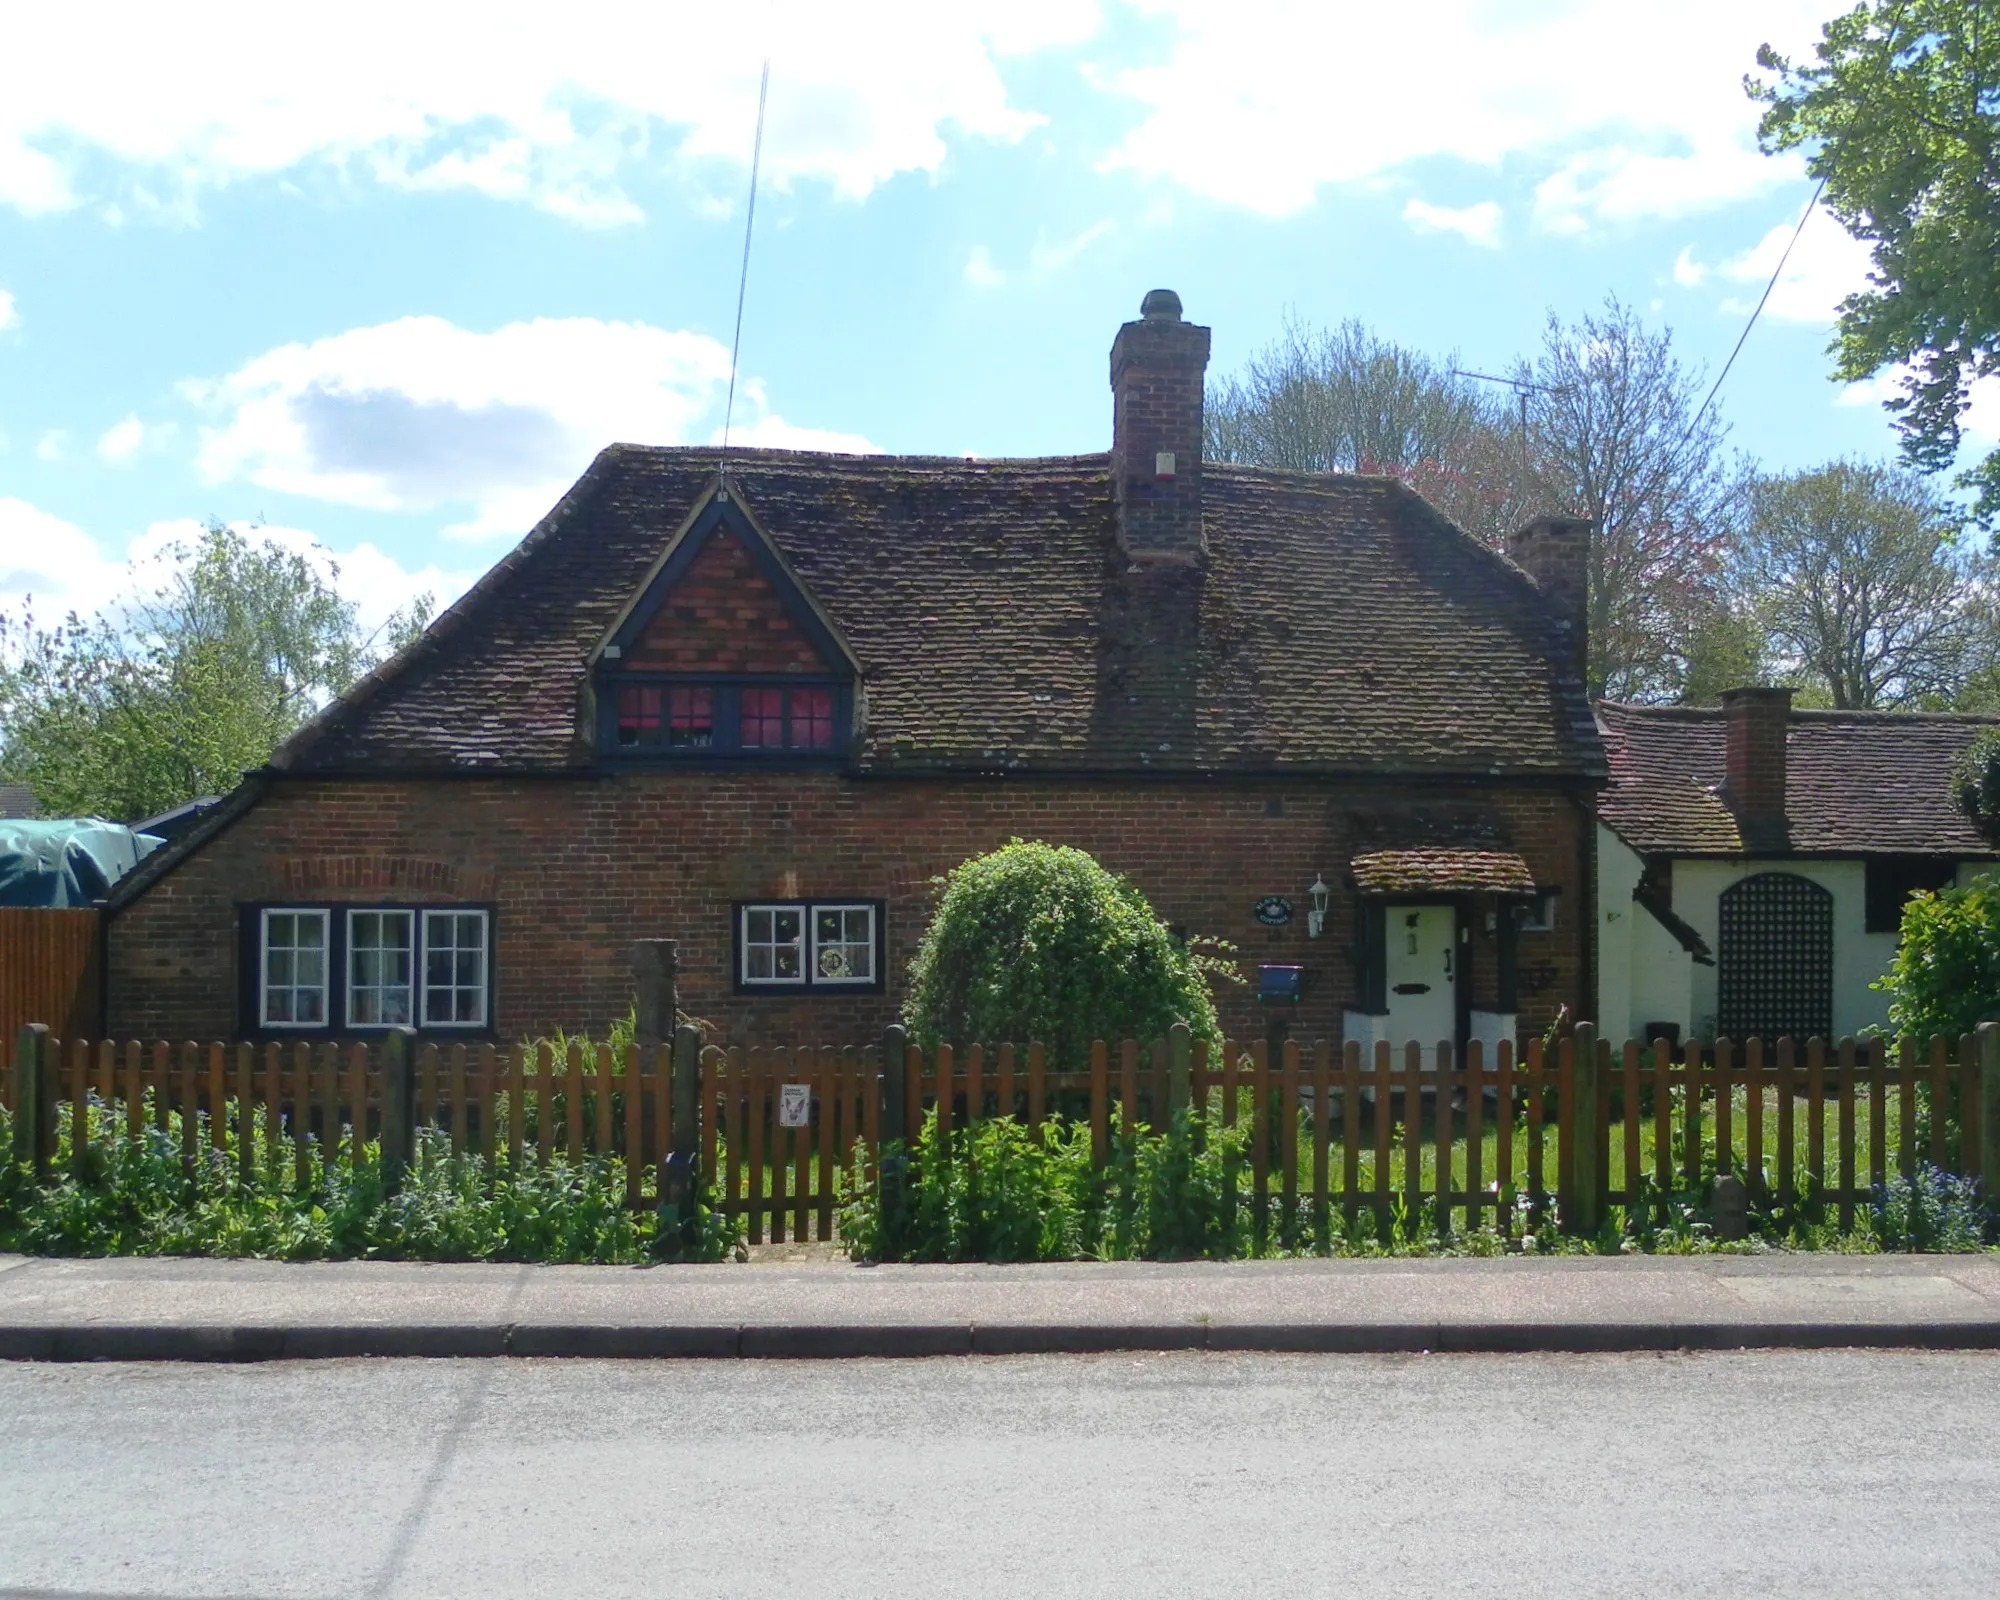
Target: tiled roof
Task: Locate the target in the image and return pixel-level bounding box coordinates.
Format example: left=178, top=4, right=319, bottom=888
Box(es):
left=1596, top=701, right=2000, bottom=857
left=274, top=446, right=1605, bottom=779
left=1350, top=848, right=1536, bottom=894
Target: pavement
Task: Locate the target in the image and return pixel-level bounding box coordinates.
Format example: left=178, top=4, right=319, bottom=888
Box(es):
left=4, top=1249, right=2000, bottom=1360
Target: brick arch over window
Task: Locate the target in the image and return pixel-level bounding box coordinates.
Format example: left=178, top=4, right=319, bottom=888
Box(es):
left=1717, top=872, right=1833, bottom=1043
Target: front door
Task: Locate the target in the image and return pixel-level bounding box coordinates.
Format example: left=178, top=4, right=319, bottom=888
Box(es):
left=1384, top=904, right=1457, bottom=1057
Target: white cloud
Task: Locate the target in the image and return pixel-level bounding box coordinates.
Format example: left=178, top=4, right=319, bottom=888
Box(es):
left=1101, top=0, right=1829, bottom=229
left=0, top=497, right=478, bottom=643
left=96, top=414, right=176, bottom=465
left=184, top=314, right=870, bottom=539
left=1402, top=197, right=1501, bottom=249
left=34, top=430, right=66, bottom=462
left=1678, top=203, right=1875, bottom=323
left=713, top=414, right=880, bottom=454
left=964, top=245, right=1007, bottom=289
left=0, top=287, right=15, bottom=331
left=0, top=2, right=1099, bottom=221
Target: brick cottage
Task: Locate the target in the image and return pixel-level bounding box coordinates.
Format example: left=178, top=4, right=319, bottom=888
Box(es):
left=106, top=291, right=1606, bottom=1054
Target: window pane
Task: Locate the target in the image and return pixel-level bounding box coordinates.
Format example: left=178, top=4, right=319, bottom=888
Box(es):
left=747, top=946, right=773, bottom=979
left=773, top=909, right=801, bottom=942
left=349, top=911, right=412, bottom=1028
left=617, top=685, right=663, bottom=746
left=668, top=686, right=714, bottom=748
left=774, top=944, right=801, bottom=978
left=740, top=687, right=784, bottom=748
left=263, top=909, right=328, bottom=1028
left=422, top=910, right=487, bottom=1027
left=741, top=903, right=807, bottom=985
left=788, top=687, right=834, bottom=749
left=811, top=903, right=874, bottom=982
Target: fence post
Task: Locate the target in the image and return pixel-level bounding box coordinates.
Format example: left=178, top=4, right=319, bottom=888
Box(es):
left=631, top=940, right=679, bottom=1044
left=879, top=1024, right=909, bottom=1241
left=380, top=1027, right=417, bottom=1191
left=1981, top=1023, right=2000, bottom=1216
left=1565, top=1021, right=1602, bottom=1237
left=655, top=1023, right=703, bottom=1256
left=1168, top=1022, right=1192, bottom=1117
left=10, top=1023, right=53, bottom=1179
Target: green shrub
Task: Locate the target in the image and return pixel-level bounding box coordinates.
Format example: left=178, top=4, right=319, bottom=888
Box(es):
left=1952, top=729, right=2000, bottom=844
left=903, top=839, right=1234, bottom=1067
left=1876, top=873, right=2000, bottom=1040
left=1873, top=1166, right=1987, bottom=1252
left=0, top=1097, right=739, bottom=1264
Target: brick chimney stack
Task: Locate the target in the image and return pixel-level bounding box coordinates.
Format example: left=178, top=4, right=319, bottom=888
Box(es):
left=1722, top=686, right=1793, bottom=838
left=1110, top=289, right=1210, bottom=565
left=1506, top=515, right=1592, bottom=680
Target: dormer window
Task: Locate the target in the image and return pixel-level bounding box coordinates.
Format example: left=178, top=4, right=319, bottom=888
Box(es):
left=594, top=485, right=861, bottom=765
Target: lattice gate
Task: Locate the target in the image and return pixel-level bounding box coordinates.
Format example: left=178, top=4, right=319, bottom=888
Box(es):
left=1717, top=871, right=1833, bottom=1042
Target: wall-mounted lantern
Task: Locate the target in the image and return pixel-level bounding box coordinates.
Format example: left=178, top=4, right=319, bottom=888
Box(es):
left=1306, top=873, right=1330, bottom=939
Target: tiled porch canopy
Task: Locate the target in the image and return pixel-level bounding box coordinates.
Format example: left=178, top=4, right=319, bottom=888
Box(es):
left=1348, top=848, right=1536, bottom=896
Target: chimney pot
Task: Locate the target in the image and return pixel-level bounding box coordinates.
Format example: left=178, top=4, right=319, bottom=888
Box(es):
left=1111, top=289, right=1209, bottom=564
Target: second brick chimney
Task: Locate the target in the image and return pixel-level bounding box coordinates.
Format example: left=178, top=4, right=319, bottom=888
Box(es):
left=1110, top=289, right=1210, bottom=565
left=1506, top=515, right=1592, bottom=680
left=1722, top=685, right=1793, bottom=844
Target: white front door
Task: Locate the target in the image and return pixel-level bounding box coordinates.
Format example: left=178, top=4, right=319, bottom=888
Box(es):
left=1384, top=905, right=1457, bottom=1058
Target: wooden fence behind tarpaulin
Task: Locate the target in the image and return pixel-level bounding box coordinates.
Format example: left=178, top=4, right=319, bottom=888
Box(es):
left=0, top=910, right=99, bottom=1100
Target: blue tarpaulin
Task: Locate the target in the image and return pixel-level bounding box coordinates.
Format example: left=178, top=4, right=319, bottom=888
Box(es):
left=0, top=819, right=164, bottom=907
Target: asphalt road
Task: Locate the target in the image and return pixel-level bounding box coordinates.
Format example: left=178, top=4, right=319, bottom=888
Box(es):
left=2, top=1351, right=1997, bottom=1598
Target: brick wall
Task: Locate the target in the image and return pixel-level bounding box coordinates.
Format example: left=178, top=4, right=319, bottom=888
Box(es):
left=624, top=529, right=826, bottom=674
left=108, top=773, right=1591, bottom=1049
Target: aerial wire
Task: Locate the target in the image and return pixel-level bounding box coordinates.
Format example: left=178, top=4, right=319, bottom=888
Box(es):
left=719, top=57, right=772, bottom=475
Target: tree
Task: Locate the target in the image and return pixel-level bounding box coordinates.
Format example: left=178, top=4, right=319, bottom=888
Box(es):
left=1734, top=460, right=1977, bottom=707
left=0, top=521, right=427, bottom=821
left=1754, top=2, right=2000, bottom=523
left=1878, top=872, right=2000, bottom=1038
left=1204, top=315, right=1496, bottom=478
left=902, top=840, right=1234, bottom=1068
left=1511, top=300, right=1743, bottom=702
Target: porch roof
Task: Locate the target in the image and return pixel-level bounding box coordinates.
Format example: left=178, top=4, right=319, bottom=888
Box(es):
left=1348, top=847, right=1536, bottom=896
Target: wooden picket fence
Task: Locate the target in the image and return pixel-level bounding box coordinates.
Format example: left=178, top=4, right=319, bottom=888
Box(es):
left=9, top=1023, right=2000, bottom=1241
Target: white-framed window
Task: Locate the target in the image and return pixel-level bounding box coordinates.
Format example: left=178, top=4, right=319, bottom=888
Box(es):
left=738, top=901, right=881, bottom=990
left=347, top=909, right=414, bottom=1027
left=423, top=910, right=489, bottom=1027
left=1520, top=891, right=1558, bottom=933
left=811, top=903, right=876, bottom=984
left=260, top=908, right=330, bottom=1028
left=740, top=904, right=806, bottom=985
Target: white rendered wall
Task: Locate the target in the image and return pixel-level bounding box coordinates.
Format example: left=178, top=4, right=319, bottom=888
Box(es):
left=1675, top=859, right=1891, bottom=1039
left=1596, top=824, right=1642, bottom=1045
left=1629, top=902, right=1694, bottom=1040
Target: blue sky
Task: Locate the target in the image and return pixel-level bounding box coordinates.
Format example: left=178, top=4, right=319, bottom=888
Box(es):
left=1, top=0, right=1980, bottom=636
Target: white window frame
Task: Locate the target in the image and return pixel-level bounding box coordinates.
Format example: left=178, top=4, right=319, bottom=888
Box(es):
left=1520, top=891, right=1558, bottom=933
left=739, top=904, right=808, bottom=987
left=259, top=907, right=331, bottom=1030
left=809, top=902, right=877, bottom=986
left=345, top=908, right=415, bottom=1029
left=421, top=909, right=490, bottom=1028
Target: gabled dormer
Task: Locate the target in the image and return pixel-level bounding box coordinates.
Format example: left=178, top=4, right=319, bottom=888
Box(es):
left=591, top=481, right=861, bottom=764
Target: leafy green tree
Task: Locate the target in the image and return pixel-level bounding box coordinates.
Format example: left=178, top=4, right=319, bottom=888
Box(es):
left=1753, top=2, right=2000, bottom=522
left=1878, top=872, right=2000, bottom=1038
left=903, top=840, right=1235, bottom=1067
left=1734, top=459, right=1980, bottom=707
left=0, top=521, right=428, bottom=821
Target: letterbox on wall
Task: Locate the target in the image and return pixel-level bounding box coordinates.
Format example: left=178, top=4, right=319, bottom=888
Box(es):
left=1257, top=964, right=1304, bottom=1003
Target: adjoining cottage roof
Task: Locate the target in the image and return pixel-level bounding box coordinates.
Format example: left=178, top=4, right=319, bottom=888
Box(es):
left=272, top=445, right=1605, bottom=780
left=1596, top=700, right=2000, bottom=857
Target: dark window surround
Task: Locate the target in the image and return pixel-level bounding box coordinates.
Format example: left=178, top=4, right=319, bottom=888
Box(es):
left=236, top=902, right=497, bottom=1037
left=599, top=675, right=852, bottom=763
left=732, top=899, right=886, bottom=995
left=1864, top=856, right=1958, bottom=934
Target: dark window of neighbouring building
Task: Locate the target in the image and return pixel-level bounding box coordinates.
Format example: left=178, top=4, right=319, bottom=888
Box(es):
left=1864, top=857, right=1957, bottom=933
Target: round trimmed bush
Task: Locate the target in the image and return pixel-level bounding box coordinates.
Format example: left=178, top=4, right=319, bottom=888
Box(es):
left=902, top=839, right=1230, bottom=1064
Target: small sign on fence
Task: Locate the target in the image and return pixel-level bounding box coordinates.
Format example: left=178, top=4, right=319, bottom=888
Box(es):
left=778, top=1083, right=812, bottom=1128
